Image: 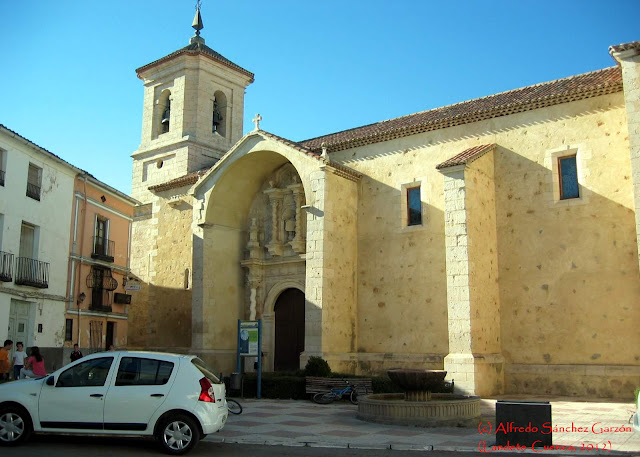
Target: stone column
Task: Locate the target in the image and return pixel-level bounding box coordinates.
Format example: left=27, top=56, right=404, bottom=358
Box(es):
left=288, top=183, right=306, bottom=253
left=610, top=43, right=640, bottom=270
left=439, top=155, right=504, bottom=396
left=264, top=187, right=284, bottom=256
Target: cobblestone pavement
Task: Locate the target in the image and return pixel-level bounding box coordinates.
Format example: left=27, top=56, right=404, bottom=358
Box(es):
left=207, top=395, right=640, bottom=454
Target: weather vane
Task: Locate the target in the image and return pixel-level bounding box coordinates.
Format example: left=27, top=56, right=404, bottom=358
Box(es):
left=192, top=0, right=204, bottom=36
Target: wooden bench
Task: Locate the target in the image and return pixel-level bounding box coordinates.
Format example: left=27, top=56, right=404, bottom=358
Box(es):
left=305, top=376, right=373, bottom=395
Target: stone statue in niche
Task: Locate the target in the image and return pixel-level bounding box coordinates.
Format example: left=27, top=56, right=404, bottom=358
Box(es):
left=283, top=193, right=297, bottom=241
left=243, top=164, right=306, bottom=259
left=246, top=218, right=261, bottom=259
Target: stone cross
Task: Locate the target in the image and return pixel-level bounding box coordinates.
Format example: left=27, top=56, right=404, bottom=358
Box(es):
left=252, top=113, right=262, bottom=131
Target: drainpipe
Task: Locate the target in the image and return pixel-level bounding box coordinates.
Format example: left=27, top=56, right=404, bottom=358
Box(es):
left=77, top=174, right=89, bottom=348
left=68, top=190, right=80, bottom=347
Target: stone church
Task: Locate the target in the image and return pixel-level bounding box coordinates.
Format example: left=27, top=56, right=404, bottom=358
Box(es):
left=128, top=9, right=640, bottom=397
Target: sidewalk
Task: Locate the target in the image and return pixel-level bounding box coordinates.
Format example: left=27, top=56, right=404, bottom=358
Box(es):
left=207, top=395, right=640, bottom=454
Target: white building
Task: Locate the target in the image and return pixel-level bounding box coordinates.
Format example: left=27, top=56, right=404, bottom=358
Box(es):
left=0, top=124, right=78, bottom=372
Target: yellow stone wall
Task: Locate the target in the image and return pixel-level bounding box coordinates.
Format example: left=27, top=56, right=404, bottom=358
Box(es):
left=465, top=153, right=500, bottom=355
left=335, top=140, right=450, bottom=370
left=320, top=170, right=359, bottom=360
left=128, top=192, right=193, bottom=350
left=329, top=92, right=639, bottom=394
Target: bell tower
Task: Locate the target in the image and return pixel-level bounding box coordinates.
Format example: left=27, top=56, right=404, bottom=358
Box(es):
left=131, top=4, right=254, bottom=203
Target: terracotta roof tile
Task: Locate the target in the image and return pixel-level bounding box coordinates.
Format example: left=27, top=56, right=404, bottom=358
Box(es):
left=136, top=41, right=254, bottom=82
left=299, top=66, right=622, bottom=154
left=436, top=144, right=496, bottom=169
left=609, top=41, right=640, bottom=55
left=148, top=167, right=211, bottom=192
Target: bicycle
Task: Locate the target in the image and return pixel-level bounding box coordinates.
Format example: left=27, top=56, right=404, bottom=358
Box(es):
left=312, top=381, right=359, bottom=405
left=227, top=398, right=243, bottom=415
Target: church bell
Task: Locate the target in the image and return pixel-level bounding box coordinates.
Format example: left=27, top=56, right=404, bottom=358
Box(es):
left=161, top=107, right=170, bottom=124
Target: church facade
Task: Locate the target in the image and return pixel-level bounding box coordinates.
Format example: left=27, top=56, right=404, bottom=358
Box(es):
left=128, top=14, right=640, bottom=398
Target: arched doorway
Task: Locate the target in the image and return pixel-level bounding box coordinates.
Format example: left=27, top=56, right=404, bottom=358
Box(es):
left=274, top=288, right=305, bottom=371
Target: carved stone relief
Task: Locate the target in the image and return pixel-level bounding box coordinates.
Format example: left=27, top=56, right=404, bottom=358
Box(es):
left=240, top=163, right=307, bottom=321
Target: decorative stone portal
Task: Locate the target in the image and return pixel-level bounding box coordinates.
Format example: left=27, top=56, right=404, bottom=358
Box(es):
left=241, top=163, right=309, bottom=371
left=274, top=288, right=305, bottom=371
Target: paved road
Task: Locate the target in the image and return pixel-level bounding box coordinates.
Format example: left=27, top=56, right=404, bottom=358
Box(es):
left=4, top=435, right=516, bottom=457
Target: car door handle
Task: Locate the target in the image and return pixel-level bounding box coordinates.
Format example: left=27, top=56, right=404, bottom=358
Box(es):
left=90, top=394, right=104, bottom=398
left=150, top=394, right=165, bottom=397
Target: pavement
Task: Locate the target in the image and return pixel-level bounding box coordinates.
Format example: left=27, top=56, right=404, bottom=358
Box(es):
left=207, top=395, right=640, bottom=454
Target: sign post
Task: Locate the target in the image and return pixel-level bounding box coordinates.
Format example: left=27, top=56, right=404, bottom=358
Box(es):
left=236, top=319, right=262, bottom=398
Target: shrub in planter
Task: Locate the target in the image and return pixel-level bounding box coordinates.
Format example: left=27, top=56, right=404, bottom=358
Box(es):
left=241, top=373, right=307, bottom=399
left=304, top=356, right=331, bottom=377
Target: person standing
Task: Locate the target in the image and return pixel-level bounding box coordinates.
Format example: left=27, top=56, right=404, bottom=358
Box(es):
left=70, top=344, right=83, bottom=362
left=12, top=342, right=27, bottom=381
left=20, top=346, right=46, bottom=379
left=0, top=340, right=12, bottom=381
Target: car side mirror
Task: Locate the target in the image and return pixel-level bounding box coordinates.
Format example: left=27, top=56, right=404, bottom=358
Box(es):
left=46, top=376, right=55, bottom=386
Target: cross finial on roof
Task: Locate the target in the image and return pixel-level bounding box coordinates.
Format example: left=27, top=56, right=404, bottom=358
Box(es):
left=252, top=113, right=262, bottom=131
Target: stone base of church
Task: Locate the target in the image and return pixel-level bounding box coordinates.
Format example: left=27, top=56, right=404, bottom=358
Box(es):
left=312, top=352, right=446, bottom=375
left=444, top=353, right=505, bottom=396
left=505, top=364, right=640, bottom=399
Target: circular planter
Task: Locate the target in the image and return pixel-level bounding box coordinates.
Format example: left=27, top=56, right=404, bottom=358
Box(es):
left=357, top=393, right=481, bottom=428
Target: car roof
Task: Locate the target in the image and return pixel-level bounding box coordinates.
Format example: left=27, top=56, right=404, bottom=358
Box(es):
left=81, top=350, right=196, bottom=361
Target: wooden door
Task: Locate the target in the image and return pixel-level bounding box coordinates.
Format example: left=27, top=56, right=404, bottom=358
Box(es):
left=274, top=289, right=305, bottom=372
left=105, top=322, right=115, bottom=351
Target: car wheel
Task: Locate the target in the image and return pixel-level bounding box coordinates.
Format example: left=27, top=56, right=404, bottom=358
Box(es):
left=0, top=405, right=33, bottom=446
left=156, top=413, right=200, bottom=455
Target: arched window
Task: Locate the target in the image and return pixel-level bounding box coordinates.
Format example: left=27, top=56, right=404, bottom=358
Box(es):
left=212, top=91, right=227, bottom=137
left=158, top=90, right=171, bottom=135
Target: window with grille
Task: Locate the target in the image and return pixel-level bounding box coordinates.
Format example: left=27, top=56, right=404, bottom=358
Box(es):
left=26, top=163, right=42, bottom=200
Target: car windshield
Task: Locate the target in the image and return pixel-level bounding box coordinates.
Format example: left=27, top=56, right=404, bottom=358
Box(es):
left=191, top=357, right=221, bottom=384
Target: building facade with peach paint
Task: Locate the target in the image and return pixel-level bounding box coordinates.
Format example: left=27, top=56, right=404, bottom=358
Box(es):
left=65, top=175, right=139, bottom=356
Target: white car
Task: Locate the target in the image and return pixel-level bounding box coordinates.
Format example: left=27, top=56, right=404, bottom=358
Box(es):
left=0, top=351, right=228, bottom=454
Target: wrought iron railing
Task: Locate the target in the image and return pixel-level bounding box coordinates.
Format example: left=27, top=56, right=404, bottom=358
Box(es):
left=89, top=289, right=113, bottom=313
left=0, top=169, right=5, bottom=186
left=14, top=257, right=49, bottom=288
left=92, top=236, right=115, bottom=262
left=26, top=182, right=41, bottom=201
left=0, top=251, right=13, bottom=282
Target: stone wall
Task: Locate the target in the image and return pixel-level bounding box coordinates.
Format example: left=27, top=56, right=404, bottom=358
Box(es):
left=329, top=92, right=639, bottom=396
left=318, top=167, right=359, bottom=371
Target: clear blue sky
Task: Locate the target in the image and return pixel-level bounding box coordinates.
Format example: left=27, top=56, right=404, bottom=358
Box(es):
left=1, top=1, right=638, bottom=195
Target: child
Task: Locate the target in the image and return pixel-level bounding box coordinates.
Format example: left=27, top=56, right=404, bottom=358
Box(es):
left=20, top=346, right=46, bottom=379
left=0, top=340, right=12, bottom=381
left=12, top=342, right=27, bottom=381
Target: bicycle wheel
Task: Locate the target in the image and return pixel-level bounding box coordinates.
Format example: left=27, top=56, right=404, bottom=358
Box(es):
left=312, top=392, right=337, bottom=404
left=349, top=389, right=358, bottom=405
left=227, top=398, right=243, bottom=415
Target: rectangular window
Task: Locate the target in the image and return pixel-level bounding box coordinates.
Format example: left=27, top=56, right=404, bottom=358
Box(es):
left=559, top=155, right=579, bottom=200
left=19, top=223, right=36, bottom=259
left=115, top=357, right=174, bottom=386
left=65, top=319, right=73, bottom=341
left=94, top=216, right=109, bottom=256
left=26, top=163, right=42, bottom=201
left=407, top=186, right=422, bottom=226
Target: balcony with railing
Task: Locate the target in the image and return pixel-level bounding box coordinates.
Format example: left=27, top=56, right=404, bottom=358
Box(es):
left=26, top=182, right=41, bottom=201
left=92, top=236, right=115, bottom=262
left=0, top=169, right=5, bottom=186
left=14, top=257, right=49, bottom=288
left=0, top=251, right=13, bottom=282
